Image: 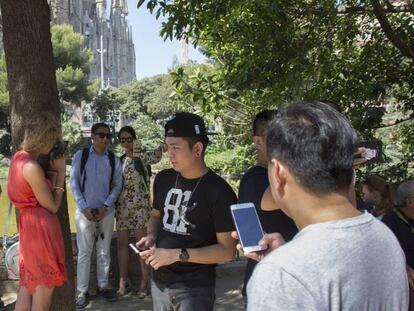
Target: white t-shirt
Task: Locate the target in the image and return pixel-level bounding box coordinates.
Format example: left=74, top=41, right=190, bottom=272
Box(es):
left=247, top=212, right=409, bottom=311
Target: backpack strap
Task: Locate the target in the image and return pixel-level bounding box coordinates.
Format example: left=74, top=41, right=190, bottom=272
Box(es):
left=107, top=150, right=115, bottom=191
left=119, top=154, right=148, bottom=188
left=133, top=157, right=148, bottom=188
left=80, top=147, right=90, bottom=193
left=80, top=148, right=115, bottom=193
left=146, top=164, right=152, bottom=178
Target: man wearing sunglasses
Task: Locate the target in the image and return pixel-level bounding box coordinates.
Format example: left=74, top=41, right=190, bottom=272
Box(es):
left=70, top=122, right=123, bottom=308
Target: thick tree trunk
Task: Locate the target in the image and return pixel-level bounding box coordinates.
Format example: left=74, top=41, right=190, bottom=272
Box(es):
left=0, top=1, right=75, bottom=310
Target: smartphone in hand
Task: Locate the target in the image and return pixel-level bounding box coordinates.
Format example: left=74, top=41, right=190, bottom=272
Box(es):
left=231, top=202, right=267, bottom=253
left=129, top=243, right=140, bottom=254
left=355, top=140, right=383, bottom=164
left=132, top=140, right=142, bottom=157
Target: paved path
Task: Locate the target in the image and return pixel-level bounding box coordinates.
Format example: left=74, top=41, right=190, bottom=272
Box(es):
left=1, top=260, right=246, bottom=310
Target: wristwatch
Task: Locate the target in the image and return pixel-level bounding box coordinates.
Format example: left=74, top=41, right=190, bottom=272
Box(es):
left=179, top=248, right=189, bottom=263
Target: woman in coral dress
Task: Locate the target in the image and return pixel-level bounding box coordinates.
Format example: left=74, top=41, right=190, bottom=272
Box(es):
left=7, top=113, right=67, bottom=310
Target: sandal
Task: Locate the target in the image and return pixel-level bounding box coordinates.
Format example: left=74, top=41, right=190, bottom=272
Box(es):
left=117, top=281, right=131, bottom=297
left=137, top=282, right=149, bottom=299
left=137, top=290, right=147, bottom=299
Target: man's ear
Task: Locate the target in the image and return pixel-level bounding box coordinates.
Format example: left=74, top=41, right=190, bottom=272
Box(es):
left=253, top=135, right=263, bottom=148
left=406, top=197, right=414, bottom=209
left=193, top=141, right=204, bottom=157
left=269, top=159, right=287, bottom=195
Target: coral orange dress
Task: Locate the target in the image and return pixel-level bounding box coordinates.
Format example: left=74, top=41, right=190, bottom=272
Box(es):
left=7, top=151, right=67, bottom=294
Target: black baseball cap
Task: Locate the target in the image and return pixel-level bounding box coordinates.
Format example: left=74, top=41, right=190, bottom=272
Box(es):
left=165, top=112, right=214, bottom=137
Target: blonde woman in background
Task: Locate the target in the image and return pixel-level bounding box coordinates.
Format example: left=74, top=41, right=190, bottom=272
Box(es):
left=362, top=175, right=394, bottom=220
left=7, top=113, right=67, bottom=311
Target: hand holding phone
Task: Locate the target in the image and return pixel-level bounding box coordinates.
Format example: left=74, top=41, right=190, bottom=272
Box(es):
left=132, top=139, right=142, bottom=157
left=231, top=202, right=267, bottom=253
left=354, top=140, right=383, bottom=165
left=129, top=243, right=140, bottom=254
left=231, top=231, right=285, bottom=262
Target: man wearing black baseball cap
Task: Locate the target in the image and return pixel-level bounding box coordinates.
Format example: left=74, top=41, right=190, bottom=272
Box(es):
left=164, top=112, right=214, bottom=137
left=138, top=112, right=237, bottom=311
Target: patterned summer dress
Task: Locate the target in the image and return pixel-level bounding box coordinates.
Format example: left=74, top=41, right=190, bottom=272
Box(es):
left=116, top=151, right=162, bottom=230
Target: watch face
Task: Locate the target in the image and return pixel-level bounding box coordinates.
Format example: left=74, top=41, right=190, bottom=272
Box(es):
left=179, top=249, right=189, bottom=262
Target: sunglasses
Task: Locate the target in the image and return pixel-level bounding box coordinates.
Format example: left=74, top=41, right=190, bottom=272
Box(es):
left=94, top=132, right=112, bottom=139
left=119, top=137, right=134, bottom=143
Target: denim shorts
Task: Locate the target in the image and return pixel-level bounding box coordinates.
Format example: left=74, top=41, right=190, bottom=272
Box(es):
left=151, top=280, right=215, bottom=311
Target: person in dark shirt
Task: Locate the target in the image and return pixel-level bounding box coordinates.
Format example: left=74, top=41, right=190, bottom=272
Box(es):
left=238, top=109, right=298, bottom=302
left=383, top=180, right=414, bottom=310
left=138, top=112, right=237, bottom=311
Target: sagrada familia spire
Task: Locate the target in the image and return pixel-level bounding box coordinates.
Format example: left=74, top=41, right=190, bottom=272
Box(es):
left=49, top=0, right=136, bottom=87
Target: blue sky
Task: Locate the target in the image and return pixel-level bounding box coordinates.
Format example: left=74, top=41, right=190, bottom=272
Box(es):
left=124, top=0, right=206, bottom=79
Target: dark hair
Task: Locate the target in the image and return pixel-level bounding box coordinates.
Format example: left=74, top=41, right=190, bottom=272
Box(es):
left=266, top=101, right=358, bottom=194
left=253, top=109, right=278, bottom=137
left=118, top=126, right=137, bottom=140
left=316, top=99, right=342, bottom=113
left=396, top=180, right=414, bottom=207
left=91, top=122, right=110, bottom=133
left=182, top=135, right=209, bottom=156
left=363, top=175, right=394, bottom=216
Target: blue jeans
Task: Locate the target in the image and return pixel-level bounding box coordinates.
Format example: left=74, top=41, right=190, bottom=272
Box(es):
left=151, top=280, right=215, bottom=311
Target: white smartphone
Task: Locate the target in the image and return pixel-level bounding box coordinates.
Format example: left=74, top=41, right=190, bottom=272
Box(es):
left=129, top=243, right=140, bottom=254
left=132, top=139, right=142, bottom=157
left=231, top=202, right=267, bottom=253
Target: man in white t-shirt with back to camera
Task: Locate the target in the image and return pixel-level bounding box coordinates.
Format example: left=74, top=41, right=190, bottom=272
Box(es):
left=246, top=101, right=408, bottom=311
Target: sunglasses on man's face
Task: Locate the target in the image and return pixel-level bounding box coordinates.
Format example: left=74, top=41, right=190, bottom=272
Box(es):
left=95, top=132, right=112, bottom=139
left=119, top=137, right=134, bottom=143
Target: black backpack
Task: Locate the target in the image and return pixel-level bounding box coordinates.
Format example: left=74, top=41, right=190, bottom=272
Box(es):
left=80, top=147, right=115, bottom=193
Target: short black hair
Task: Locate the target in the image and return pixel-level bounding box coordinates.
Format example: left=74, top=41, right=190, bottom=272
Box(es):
left=182, top=135, right=209, bottom=156
left=253, top=109, right=278, bottom=137
left=266, top=101, right=358, bottom=194
left=91, top=122, right=110, bottom=133
left=118, top=126, right=137, bottom=140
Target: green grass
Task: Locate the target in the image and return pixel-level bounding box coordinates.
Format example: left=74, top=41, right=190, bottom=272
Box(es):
left=0, top=178, right=77, bottom=235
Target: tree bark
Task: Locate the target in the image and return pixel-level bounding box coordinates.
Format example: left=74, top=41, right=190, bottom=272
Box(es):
left=0, top=1, right=75, bottom=310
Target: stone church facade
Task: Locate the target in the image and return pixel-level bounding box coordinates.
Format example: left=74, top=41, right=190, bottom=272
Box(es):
left=48, top=0, right=136, bottom=87
left=0, top=1, right=136, bottom=132
left=47, top=0, right=136, bottom=131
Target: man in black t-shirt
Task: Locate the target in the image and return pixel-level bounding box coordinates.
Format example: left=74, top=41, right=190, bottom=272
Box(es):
left=138, top=112, right=237, bottom=311
left=238, top=110, right=298, bottom=302
left=383, top=180, right=414, bottom=310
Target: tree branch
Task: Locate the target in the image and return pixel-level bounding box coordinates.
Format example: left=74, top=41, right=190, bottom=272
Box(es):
left=337, top=3, right=413, bottom=14
left=374, top=115, right=414, bottom=129
left=370, top=0, right=414, bottom=61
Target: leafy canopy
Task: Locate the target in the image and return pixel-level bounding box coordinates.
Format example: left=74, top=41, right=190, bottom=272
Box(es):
left=138, top=0, right=414, bottom=180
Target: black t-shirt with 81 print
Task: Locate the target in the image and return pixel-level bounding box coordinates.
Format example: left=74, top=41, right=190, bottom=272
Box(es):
left=152, top=168, right=237, bottom=288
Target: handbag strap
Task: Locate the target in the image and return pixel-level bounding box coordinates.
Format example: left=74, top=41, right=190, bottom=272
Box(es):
left=2, top=201, right=13, bottom=250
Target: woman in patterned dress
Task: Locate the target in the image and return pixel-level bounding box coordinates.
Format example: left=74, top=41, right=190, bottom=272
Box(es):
left=116, top=126, right=164, bottom=297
